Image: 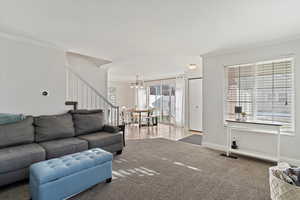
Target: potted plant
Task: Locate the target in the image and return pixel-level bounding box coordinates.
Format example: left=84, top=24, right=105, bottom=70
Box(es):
left=241, top=112, right=247, bottom=121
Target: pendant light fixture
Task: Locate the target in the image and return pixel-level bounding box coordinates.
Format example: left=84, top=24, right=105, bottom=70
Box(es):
left=188, top=64, right=197, bottom=70
left=130, top=75, right=144, bottom=89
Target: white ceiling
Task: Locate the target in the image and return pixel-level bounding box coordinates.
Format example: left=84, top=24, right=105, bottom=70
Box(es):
left=108, top=56, right=203, bottom=81
left=1, top=0, right=300, bottom=79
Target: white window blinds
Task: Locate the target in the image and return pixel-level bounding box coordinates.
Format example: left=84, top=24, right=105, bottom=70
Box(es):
left=225, top=58, right=294, bottom=132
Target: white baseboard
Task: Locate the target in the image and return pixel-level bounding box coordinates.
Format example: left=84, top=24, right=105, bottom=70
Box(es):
left=202, top=142, right=300, bottom=166
left=202, top=142, right=226, bottom=151
left=280, top=157, right=300, bottom=167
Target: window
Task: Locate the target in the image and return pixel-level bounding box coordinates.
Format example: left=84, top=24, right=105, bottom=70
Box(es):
left=225, top=58, right=294, bottom=133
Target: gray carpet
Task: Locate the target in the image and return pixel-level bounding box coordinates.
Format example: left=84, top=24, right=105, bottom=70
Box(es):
left=178, top=134, right=202, bottom=145
left=0, top=138, right=273, bottom=200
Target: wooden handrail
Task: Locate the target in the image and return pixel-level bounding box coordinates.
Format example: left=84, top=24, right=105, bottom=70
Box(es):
left=65, top=101, right=78, bottom=110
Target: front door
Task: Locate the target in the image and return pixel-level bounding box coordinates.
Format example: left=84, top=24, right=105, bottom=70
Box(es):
left=188, top=78, right=202, bottom=131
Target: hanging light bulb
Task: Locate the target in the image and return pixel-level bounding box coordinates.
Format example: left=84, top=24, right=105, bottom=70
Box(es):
left=129, top=74, right=144, bottom=89
left=188, top=64, right=197, bottom=70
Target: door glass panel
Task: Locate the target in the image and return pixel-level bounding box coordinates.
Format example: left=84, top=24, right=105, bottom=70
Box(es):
left=137, top=88, right=147, bottom=109
left=149, top=85, right=161, bottom=117
left=170, top=85, right=176, bottom=124
left=162, top=84, right=170, bottom=123
left=146, top=79, right=176, bottom=125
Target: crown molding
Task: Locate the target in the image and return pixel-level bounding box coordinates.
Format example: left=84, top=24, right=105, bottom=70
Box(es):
left=0, top=25, right=64, bottom=50
left=202, top=34, right=300, bottom=59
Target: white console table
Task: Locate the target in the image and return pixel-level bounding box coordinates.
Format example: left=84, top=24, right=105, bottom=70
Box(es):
left=225, top=120, right=282, bottom=163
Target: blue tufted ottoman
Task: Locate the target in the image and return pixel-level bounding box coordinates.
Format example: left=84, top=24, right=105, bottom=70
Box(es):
left=29, top=148, right=113, bottom=200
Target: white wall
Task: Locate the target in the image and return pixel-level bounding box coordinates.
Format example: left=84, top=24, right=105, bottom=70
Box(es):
left=66, top=53, right=108, bottom=98
left=0, top=33, right=109, bottom=116
left=108, top=81, right=134, bottom=108
left=0, top=34, right=66, bottom=115
left=202, top=38, right=300, bottom=165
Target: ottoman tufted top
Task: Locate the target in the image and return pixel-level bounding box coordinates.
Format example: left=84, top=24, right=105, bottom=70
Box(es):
left=30, top=148, right=113, bottom=184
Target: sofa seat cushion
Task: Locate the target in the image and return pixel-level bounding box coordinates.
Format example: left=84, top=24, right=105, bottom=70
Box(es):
left=0, top=116, right=34, bottom=148
left=78, top=132, right=122, bottom=148
left=39, top=138, right=88, bottom=159
left=34, top=113, right=75, bottom=142
left=71, top=110, right=105, bottom=136
left=0, top=143, right=45, bottom=173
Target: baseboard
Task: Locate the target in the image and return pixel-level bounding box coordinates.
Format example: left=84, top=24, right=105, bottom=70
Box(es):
left=202, top=142, right=226, bottom=151
left=280, top=157, right=300, bottom=167
left=202, top=142, right=300, bottom=166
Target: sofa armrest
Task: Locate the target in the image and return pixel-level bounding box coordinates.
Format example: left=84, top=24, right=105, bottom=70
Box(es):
left=103, top=125, right=121, bottom=133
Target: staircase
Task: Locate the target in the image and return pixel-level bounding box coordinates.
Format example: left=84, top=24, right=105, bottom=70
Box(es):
left=65, top=67, right=119, bottom=126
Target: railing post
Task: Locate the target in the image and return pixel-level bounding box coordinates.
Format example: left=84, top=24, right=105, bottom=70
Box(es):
left=116, top=106, right=119, bottom=126
left=66, top=68, right=69, bottom=101
left=65, top=101, right=78, bottom=110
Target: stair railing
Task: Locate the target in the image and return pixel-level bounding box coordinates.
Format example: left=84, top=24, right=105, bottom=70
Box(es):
left=66, top=67, right=119, bottom=126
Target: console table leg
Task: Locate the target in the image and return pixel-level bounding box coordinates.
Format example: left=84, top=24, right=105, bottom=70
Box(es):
left=277, top=127, right=281, bottom=163
left=226, top=126, right=231, bottom=156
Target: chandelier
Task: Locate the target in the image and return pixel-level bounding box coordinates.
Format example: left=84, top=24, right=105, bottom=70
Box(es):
left=130, top=75, right=144, bottom=89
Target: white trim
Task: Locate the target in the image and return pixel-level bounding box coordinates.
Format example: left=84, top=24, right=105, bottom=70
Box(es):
left=280, top=157, right=300, bottom=167
left=202, top=142, right=226, bottom=151
left=0, top=26, right=64, bottom=50
left=201, top=35, right=300, bottom=58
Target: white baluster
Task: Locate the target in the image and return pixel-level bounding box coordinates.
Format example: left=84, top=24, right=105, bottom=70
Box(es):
left=76, top=77, right=79, bottom=103
left=69, top=72, right=73, bottom=101
left=94, top=93, right=96, bottom=108
left=85, top=85, right=88, bottom=109
left=73, top=73, right=76, bottom=101
left=90, top=88, right=92, bottom=109
left=66, top=69, right=69, bottom=101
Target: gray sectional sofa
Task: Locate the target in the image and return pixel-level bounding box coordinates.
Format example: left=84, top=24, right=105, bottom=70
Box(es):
left=0, top=109, right=123, bottom=187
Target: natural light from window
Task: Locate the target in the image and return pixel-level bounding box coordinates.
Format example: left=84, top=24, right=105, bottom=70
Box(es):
left=224, top=58, right=295, bottom=133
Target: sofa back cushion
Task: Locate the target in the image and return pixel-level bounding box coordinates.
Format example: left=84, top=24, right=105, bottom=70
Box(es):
left=71, top=110, right=105, bottom=136
left=0, top=116, right=34, bottom=148
left=34, top=113, right=75, bottom=142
